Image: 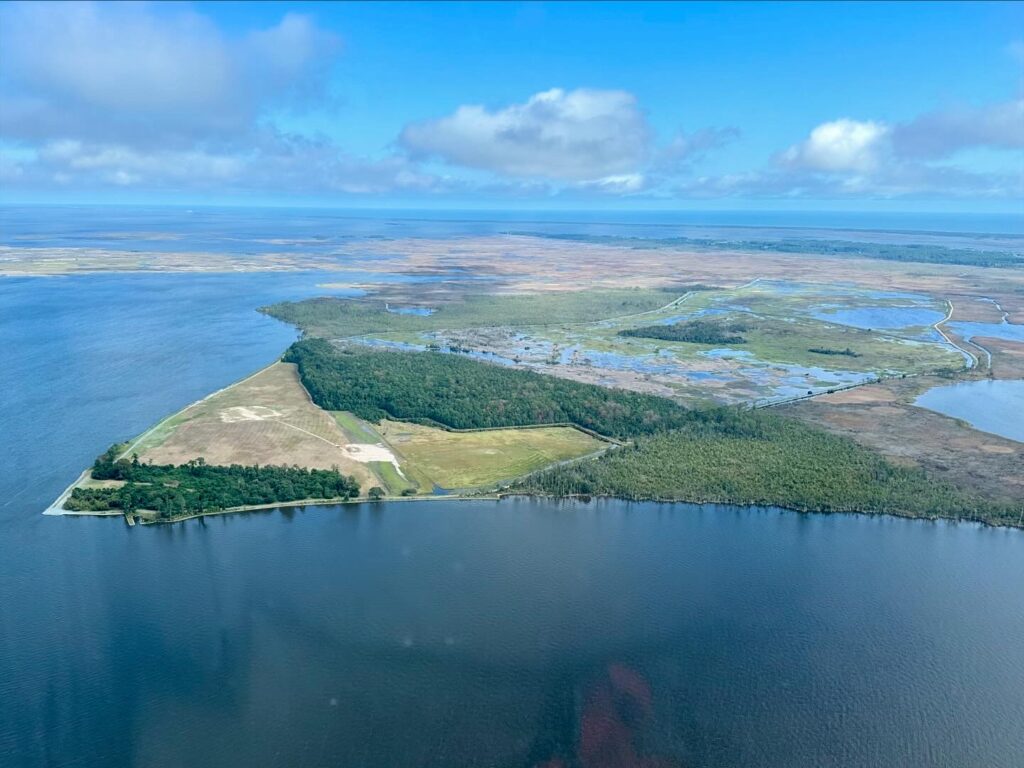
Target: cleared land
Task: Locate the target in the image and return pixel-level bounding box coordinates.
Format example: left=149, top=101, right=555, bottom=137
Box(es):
left=377, top=421, right=606, bottom=489
left=53, top=358, right=609, bottom=514
left=132, top=362, right=380, bottom=493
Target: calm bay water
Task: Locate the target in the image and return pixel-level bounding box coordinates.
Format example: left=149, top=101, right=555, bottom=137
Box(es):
left=1, top=210, right=1023, bottom=767
left=915, top=379, right=1024, bottom=442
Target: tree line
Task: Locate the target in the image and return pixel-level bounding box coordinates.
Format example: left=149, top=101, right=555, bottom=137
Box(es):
left=67, top=446, right=359, bottom=518
left=511, top=414, right=1018, bottom=526
left=284, top=338, right=1016, bottom=525
left=283, top=338, right=705, bottom=438
left=619, top=318, right=750, bottom=344
left=808, top=347, right=861, bottom=358
left=511, top=232, right=1023, bottom=269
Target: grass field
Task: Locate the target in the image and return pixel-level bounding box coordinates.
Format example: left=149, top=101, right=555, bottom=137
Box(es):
left=263, top=288, right=679, bottom=338
left=332, top=410, right=385, bottom=442
left=369, top=460, right=419, bottom=494
left=377, top=421, right=606, bottom=489
left=129, top=362, right=380, bottom=492
left=86, top=360, right=613, bottom=505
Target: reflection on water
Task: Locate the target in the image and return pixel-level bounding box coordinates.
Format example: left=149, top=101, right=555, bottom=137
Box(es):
left=2, top=224, right=1023, bottom=768
left=532, top=663, right=681, bottom=768
left=5, top=500, right=1024, bottom=768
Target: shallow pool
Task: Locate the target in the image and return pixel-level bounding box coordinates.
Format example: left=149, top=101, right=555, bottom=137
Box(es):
left=949, top=321, right=1024, bottom=343
left=914, top=379, right=1024, bottom=442
left=811, top=305, right=946, bottom=330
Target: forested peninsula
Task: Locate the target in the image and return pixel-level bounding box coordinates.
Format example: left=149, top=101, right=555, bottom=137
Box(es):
left=285, top=339, right=1016, bottom=526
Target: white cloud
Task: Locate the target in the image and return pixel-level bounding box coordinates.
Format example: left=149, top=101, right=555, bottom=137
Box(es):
left=0, top=3, right=1014, bottom=204
left=11, top=135, right=448, bottom=196
left=775, top=101, right=1022, bottom=185
left=672, top=99, right=1023, bottom=201
left=0, top=2, right=339, bottom=147
left=399, top=88, right=652, bottom=181
left=674, top=155, right=1020, bottom=201
left=779, top=119, right=890, bottom=173
left=37, top=140, right=244, bottom=184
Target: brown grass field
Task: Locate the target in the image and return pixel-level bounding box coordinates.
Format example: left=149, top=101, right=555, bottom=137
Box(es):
left=133, top=362, right=379, bottom=491
left=122, top=362, right=606, bottom=497
left=7, top=235, right=1024, bottom=323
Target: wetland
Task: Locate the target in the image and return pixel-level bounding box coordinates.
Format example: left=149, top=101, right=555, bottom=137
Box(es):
left=3, top=208, right=1023, bottom=767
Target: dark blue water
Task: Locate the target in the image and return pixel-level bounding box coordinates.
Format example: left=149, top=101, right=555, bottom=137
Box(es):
left=2, top=222, right=1024, bottom=767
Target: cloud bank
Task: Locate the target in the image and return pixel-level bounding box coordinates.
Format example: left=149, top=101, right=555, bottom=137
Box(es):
left=0, top=1, right=1019, bottom=203
left=0, top=2, right=339, bottom=147
left=400, top=88, right=651, bottom=181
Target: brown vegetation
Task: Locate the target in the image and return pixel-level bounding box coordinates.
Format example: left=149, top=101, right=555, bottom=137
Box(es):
left=784, top=377, right=1023, bottom=505
left=136, top=362, right=379, bottom=491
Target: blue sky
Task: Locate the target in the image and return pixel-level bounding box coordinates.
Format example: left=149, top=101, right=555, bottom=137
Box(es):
left=1, top=1, right=1021, bottom=211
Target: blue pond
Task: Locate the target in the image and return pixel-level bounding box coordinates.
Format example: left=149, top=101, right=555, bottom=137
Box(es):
left=914, top=379, right=1024, bottom=442
left=949, top=321, right=1024, bottom=343
left=811, top=305, right=946, bottom=330
left=386, top=305, right=435, bottom=316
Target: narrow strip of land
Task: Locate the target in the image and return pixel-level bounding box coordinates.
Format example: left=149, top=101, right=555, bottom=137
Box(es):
left=933, top=300, right=980, bottom=369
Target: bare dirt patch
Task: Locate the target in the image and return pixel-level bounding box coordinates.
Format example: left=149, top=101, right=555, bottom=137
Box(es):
left=818, top=387, right=899, bottom=405
left=137, top=362, right=378, bottom=491
left=218, top=405, right=283, bottom=423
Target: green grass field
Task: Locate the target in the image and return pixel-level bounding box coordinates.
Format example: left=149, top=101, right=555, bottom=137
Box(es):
left=368, top=460, right=418, bottom=494
left=363, top=283, right=961, bottom=373
left=332, top=410, right=384, bottom=442
left=377, top=421, right=606, bottom=489
left=275, top=282, right=966, bottom=410
left=263, top=288, right=678, bottom=338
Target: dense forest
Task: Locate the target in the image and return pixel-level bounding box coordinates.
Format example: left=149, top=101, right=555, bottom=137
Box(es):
left=512, top=232, right=1023, bottom=269
left=619, top=318, right=750, bottom=344
left=67, top=445, right=359, bottom=518
left=283, top=338, right=702, bottom=438
left=512, top=415, right=1018, bottom=526
left=808, top=347, right=862, bottom=357
left=284, top=339, right=1015, bottom=525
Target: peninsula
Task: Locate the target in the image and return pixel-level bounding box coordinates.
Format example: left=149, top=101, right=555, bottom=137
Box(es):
left=49, top=277, right=1022, bottom=527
